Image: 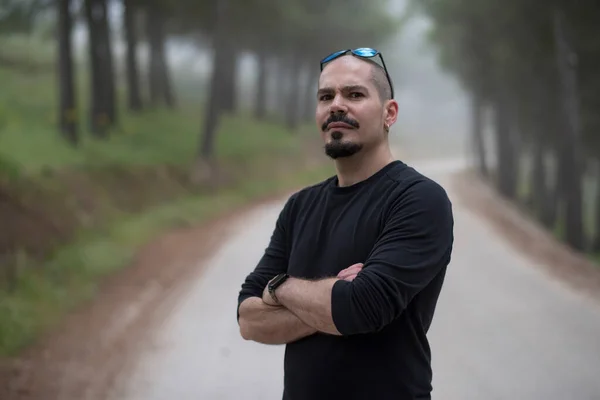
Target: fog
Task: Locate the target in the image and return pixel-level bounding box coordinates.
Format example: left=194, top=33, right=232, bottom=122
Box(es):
left=67, top=0, right=470, bottom=161
left=381, top=0, right=470, bottom=159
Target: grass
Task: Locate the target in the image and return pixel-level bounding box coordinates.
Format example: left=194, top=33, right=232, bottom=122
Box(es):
left=0, top=161, right=333, bottom=356
left=0, top=66, right=306, bottom=175
left=0, top=37, right=334, bottom=356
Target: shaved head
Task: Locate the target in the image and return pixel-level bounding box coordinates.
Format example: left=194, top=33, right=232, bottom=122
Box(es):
left=353, top=57, right=393, bottom=101
left=369, top=61, right=393, bottom=102
left=321, top=55, right=392, bottom=102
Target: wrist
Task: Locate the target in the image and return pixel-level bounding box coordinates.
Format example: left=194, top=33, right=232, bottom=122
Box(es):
left=267, top=273, right=289, bottom=305
left=274, top=276, right=295, bottom=304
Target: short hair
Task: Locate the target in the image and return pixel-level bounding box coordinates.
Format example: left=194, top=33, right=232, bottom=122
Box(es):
left=320, top=55, right=393, bottom=101
left=364, top=58, right=393, bottom=102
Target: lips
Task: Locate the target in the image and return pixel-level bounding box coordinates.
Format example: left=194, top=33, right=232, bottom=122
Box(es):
left=327, top=122, right=354, bottom=130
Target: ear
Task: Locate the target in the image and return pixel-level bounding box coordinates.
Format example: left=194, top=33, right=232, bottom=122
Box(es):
left=383, top=99, right=399, bottom=131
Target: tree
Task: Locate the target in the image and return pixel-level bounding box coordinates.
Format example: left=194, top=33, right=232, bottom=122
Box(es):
left=145, top=0, right=175, bottom=108
left=123, top=0, right=143, bottom=111
left=184, top=0, right=401, bottom=181
left=85, top=0, right=117, bottom=137
left=414, top=0, right=593, bottom=251
left=57, top=0, right=78, bottom=145
left=0, top=0, right=39, bottom=34
left=193, top=0, right=230, bottom=184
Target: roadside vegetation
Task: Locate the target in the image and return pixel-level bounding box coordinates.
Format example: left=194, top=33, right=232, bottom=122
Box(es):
left=414, top=0, right=600, bottom=263
left=0, top=1, right=400, bottom=355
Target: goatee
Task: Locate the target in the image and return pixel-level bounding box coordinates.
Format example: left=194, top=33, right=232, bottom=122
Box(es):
left=324, top=134, right=363, bottom=159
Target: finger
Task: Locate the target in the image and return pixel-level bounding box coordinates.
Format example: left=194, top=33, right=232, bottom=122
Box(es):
left=340, top=263, right=364, bottom=273
left=339, top=265, right=364, bottom=278
left=343, top=273, right=358, bottom=282
left=338, top=269, right=359, bottom=279
left=338, top=269, right=363, bottom=281
left=340, top=264, right=363, bottom=275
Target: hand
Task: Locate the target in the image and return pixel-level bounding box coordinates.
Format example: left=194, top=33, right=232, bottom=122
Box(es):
left=262, top=278, right=280, bottom=307
left=337, top=263, right=364, bottom=282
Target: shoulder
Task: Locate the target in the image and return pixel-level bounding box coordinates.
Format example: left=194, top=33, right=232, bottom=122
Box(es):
left=279, top=174, right=336, bottom=215
left=386, top=161, right=450, bottom=199
left=291, top=175, right=335, bottom=199
left=384, top=163, right=453, bottom=221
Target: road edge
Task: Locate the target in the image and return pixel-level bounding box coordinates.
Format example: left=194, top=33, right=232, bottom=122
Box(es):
left=0, top=184, right=307, bottom=400
left=450, top=169, right=600, bottom=304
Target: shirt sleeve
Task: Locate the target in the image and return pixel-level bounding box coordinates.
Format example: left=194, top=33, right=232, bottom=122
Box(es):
left=331, top=179, right=454, bottom=335
left=236, top=194, right=295, bottom=322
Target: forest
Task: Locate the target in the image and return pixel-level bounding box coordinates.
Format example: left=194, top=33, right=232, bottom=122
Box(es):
left=416, top=0, right=600, bottom=255
left=0, top=0, right=399, bottom=355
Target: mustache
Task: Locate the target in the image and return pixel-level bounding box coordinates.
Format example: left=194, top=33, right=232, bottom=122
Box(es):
left=322, top=114, right=360, bottom=131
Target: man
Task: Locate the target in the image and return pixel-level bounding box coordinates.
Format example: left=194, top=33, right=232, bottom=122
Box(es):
left=237, top=48, right=454, bottom=400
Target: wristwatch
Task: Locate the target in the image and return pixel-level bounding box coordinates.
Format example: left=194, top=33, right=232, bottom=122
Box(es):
left=267, top=273, right=289, bottom=304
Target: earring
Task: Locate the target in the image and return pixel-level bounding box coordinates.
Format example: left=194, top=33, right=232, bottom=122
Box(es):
left=384, top=123, right=389, bottom=133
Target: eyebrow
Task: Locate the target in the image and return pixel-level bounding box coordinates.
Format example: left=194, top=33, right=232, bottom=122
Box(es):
left=317, top=85, right=369, bottom=97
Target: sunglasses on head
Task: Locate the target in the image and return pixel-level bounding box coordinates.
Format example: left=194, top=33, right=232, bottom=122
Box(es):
left=320, top=48, right=395, bottom=99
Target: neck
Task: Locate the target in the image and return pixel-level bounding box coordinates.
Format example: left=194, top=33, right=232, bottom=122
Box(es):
left=334, top=143, right=395, bottom=187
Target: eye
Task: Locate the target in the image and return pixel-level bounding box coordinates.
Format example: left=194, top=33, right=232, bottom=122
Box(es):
left=349, top=92, right=364, bottom=99
left=319, top=94, right=333, bottom=101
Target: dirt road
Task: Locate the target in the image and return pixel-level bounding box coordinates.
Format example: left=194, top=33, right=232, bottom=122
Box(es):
left=113, top=157, right=600, bottom=400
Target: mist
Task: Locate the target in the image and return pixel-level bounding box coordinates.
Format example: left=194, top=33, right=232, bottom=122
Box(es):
left=65, top=0, right=470, bottom=162
left=382, top=0, right=470, bottom=159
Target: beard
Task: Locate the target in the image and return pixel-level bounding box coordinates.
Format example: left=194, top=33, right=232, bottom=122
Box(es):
left=324, top=131, right=363, bottom=159
left=321, top=114, right=362, bottom=159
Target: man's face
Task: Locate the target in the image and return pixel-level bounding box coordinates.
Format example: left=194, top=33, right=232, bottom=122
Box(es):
left=316, top=55, right=396, bottom=159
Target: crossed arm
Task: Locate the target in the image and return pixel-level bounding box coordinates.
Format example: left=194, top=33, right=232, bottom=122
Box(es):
left=237, top=264, right=362, bottom=344
left=237, top=180, right=454, bottom=343
left=238, top=297, right=317, bottom=344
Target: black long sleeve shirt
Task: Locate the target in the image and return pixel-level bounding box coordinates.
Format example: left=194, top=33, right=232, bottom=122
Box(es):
left=237, top=160, right=454, bottom=400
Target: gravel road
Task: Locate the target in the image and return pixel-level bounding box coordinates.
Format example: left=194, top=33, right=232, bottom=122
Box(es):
left=117, top=157, right=600, bottom=400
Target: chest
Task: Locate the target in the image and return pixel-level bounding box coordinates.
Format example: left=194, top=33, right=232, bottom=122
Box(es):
left=287, top=192, right=390, bottom=279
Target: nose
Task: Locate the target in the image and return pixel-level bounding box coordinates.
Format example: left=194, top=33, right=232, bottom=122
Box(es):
left=328, top=93, right=348, bottom=115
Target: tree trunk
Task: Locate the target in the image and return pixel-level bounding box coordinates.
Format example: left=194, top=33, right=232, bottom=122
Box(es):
left=220, top=48, right=237, bottom=113
left=57, top=0, right=78, bottom=146
left=124, top=0, right=142, bottom=111
left=530, top=140, right=545, bottom=213
left=85, top=0, right=111, bottom=137
left=528, top=73, right=548, bottom=216
left=302, top=64, right=318, bottom=122
left=147, top=4, right=175, bottom=108
left=195, top=0, right=230, bottom=182
left=493, top=89, right=518, bottom=199
left=540, top=147, right=560, bottom=230
left=255, top=47, right=268, bottom=120
left=530, top=68, right=559, bottom=230
left=592, top=161, right=600, bottom=252
left=470, top=90, right=486, bottom=177
left=275, top=54, right=291, bottom=119
left=99, top=0, right=116, bottom=125
left=553, top=7, right=584, bottom=251
left=285, top=51, right=302, bottom=131
left=159, top=48, right=175, bottom=108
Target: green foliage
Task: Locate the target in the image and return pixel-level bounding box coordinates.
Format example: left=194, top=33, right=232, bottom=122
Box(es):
left=0, top=0, right=37, bottom=34
left=0, top=57, right=334, bottom=355
left=0, top=62, right=310, bottom=173
left=0, top=159, right=334, bottom=356
left=0, top=0, right=399, bottom=357
left=416, top=0, right=600, bottom=254
left=167, top=0, right=401, bottom=61
left=415, top=0, right=600, bottom=150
